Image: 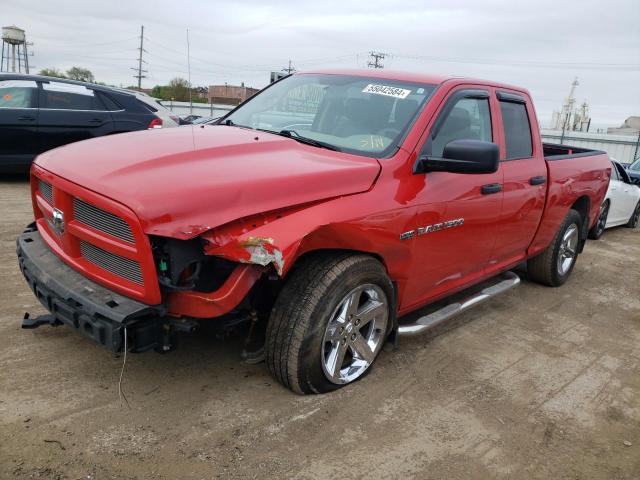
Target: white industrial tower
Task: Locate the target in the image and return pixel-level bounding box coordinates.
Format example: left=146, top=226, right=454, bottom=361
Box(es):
left=551, top=77, right=591, bottom=132
left=1, top=25, right=30, bottom=73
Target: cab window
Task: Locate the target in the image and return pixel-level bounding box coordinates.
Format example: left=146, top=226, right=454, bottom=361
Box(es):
left=0, top=80, right=38, bottom=108
left=428, top=97, right=492, bottom=157
left=500, top=101, right=533, bottom=159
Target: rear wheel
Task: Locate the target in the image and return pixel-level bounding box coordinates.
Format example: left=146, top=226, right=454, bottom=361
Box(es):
left=626, top=201, right=640, bottom=228
left=265, top=254, right=393, bottom=394
left=588, top=201, right=609, bottom=239
left=528, top=209, right=582, bottom=287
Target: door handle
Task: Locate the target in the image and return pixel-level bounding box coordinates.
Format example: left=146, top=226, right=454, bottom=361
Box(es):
left=88, top=118, right=103, bottom=124
left=481, top=183, right=502, bottom=195
left=18, top=115, right=35, bottom=121
left=529, top=176, right=546, bottom=186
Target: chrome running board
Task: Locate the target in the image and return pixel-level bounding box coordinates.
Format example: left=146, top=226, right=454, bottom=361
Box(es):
left=397, top=271, right=520, bottom=336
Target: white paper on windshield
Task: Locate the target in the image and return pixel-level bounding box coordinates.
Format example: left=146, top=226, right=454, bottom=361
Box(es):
left=362, top=84, right=411, bottom=99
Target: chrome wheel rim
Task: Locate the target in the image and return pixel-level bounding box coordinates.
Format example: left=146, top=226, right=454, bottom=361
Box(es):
left=321, top=284, right=389, bottom=385
left=557, top=223, right=579, bottom=276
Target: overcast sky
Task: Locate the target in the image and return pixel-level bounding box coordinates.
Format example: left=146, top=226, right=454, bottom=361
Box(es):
left=4, top=0, right=639, bottom=127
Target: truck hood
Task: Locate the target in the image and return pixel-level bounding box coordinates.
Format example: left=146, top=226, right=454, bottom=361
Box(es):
left=35, top=126, right=381, bottom=239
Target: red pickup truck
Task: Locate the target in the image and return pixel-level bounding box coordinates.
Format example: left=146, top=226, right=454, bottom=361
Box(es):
left=18, top=70, right=611, bottom=394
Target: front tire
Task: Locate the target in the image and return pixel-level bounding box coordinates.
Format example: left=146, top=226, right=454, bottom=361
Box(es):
left=527, top=209, right=582, bottom=287
left=265, top=254, right=393, bottom=394
left=626, top=201, right=640, bottom=228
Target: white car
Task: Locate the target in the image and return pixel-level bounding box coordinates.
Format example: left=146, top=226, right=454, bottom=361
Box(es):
left=589, top=160, right=640, bottom=239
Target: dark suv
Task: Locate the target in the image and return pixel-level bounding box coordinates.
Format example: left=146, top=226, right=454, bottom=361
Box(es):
left=0, top=74, right=178, bottom=173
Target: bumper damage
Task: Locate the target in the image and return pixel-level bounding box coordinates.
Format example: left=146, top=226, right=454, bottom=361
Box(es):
left=17, top=225, right=166, bottom=352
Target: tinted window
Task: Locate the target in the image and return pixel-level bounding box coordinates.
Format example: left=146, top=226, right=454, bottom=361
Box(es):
left=614, top=162, right=631, bottom=183
left=429, top=97, right=492, bottom=157
left=41, top=82, right=105, bottom=110
left=97, top=92, right=122, bottom=111
left=0, top=80, right=37, bottom=108
left=500, top=101, right=532, bottom=159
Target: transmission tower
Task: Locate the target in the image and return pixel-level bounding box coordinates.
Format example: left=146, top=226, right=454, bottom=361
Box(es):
left=131, top=25, right=147, bottom=89
left=367, top=51, right=386, bottom=69
left=282, top=59, right=296, bottom=74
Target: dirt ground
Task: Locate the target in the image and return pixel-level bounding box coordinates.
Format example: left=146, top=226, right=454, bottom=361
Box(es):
left=0, top=175, right=639, bottom=480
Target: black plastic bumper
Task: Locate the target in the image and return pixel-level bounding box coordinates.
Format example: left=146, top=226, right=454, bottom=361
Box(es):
left=17, top=225, right=166, bottom=352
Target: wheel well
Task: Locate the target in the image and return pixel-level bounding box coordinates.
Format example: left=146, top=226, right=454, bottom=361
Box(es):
left=570, top=195, right=591, bottom=250
left=250, top=248, right=399, bottom=336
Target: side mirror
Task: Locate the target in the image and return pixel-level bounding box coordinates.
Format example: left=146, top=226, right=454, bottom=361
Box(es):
left=416, top=139, right=500, bottom=174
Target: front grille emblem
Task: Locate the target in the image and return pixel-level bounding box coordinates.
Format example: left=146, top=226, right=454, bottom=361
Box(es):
left=52, top=208, right=65, bottom=234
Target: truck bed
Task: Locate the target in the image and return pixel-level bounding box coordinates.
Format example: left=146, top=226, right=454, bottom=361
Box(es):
left=543, top=142, right=606, bottom=160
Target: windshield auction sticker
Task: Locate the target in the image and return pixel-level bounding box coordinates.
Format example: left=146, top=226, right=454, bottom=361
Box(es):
left=362, top=84, right=411, bottom=99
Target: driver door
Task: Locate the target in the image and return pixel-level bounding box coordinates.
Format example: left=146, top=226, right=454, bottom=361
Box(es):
left=400, top=87, right=504, bottom=309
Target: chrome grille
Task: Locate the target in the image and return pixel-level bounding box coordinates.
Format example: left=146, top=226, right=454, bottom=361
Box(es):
left=38, top=180, right=53, bottom=204
left=80, top=241, right=143, bottom=285
left=73, top=198, right=135, bottom=243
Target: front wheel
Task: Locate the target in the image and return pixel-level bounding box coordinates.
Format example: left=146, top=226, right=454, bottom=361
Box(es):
left=527, top=209, right=582, bottom=287
left=626, top=201, right=640, bottom=228
left=265, top=254, right=393, bottom=394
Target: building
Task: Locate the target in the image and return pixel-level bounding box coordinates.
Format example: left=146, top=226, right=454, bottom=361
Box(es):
left=208, top=83, right=260, bottom=105
left=607, top=116, right=640, bottom=135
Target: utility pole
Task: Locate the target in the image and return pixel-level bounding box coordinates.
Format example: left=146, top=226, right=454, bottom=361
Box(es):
left=131, top=25, right=147, bottom=89
left=282, top=59, right=295, bottom=74
left=187, top=28, right=192, bottom=114
left=367, top=51, right=386, bottom=69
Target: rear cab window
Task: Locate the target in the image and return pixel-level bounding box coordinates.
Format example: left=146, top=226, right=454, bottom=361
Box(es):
left=0, top=79, right=38, bottom=108
left=40, top=82, right=106, bottom=111
left=499, top=96, right=533, bottom=160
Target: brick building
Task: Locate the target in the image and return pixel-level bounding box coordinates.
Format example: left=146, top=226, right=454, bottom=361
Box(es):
left=208, top=83, right=260, bottom=105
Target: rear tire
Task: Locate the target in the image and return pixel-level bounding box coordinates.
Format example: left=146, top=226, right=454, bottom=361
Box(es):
left=626, top=201, right=640, bottom=228
left=528, top=209, right=582, bottom=287
left=265, top=254, right=393, bottom=394
left=588, top=201, right=609, bottom=240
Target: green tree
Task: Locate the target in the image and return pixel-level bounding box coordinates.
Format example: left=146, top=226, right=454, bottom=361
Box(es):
left=166, top=77, right=191, bottom=101
left=38, top=68, right=66, bottom=78
left=66, top=66, right=95, bottom=83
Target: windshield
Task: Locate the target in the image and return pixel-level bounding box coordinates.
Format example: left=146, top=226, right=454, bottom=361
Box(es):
left=629, top=158, right=640, bottom=171
left=222, top=74, right=436, bottom=157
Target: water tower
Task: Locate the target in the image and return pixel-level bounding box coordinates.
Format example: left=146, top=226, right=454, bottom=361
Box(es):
left=1, top=25, right=30, bottom=73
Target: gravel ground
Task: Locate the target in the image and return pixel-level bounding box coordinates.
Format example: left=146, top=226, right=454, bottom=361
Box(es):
left=1, top=176, right=639, bottom=480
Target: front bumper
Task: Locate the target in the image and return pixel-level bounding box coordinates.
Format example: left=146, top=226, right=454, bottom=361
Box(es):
left=17, top=225, right=165, bottom=352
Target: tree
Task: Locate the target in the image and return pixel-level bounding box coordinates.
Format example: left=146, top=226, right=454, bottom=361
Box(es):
left=38, top=68, right=66, bottom=78
left=166, top=77, right=191, bottom=101
left=66, top=67, right=95, bottom=83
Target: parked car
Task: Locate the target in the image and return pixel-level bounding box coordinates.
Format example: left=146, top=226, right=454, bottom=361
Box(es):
left=626, top=157, right=640, bottom=183
left=589, top=160, right=640, bottom=238
left=18, top=70, right=611, bottom=394
left=0, top=74, right=178, bottom=173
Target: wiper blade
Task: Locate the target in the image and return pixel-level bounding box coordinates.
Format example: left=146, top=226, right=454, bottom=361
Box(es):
left=276, top=129, right=341, bottom=152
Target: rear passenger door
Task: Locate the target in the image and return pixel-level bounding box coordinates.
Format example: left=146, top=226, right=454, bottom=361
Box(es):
left=488, top=91, right=546, bottom=268
left=38, top=81, right=114, bottom=154
left=0, top=79, right=39, bottom=171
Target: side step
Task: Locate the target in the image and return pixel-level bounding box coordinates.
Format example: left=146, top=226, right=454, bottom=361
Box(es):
left=398, top=271, right=520, bottom=336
